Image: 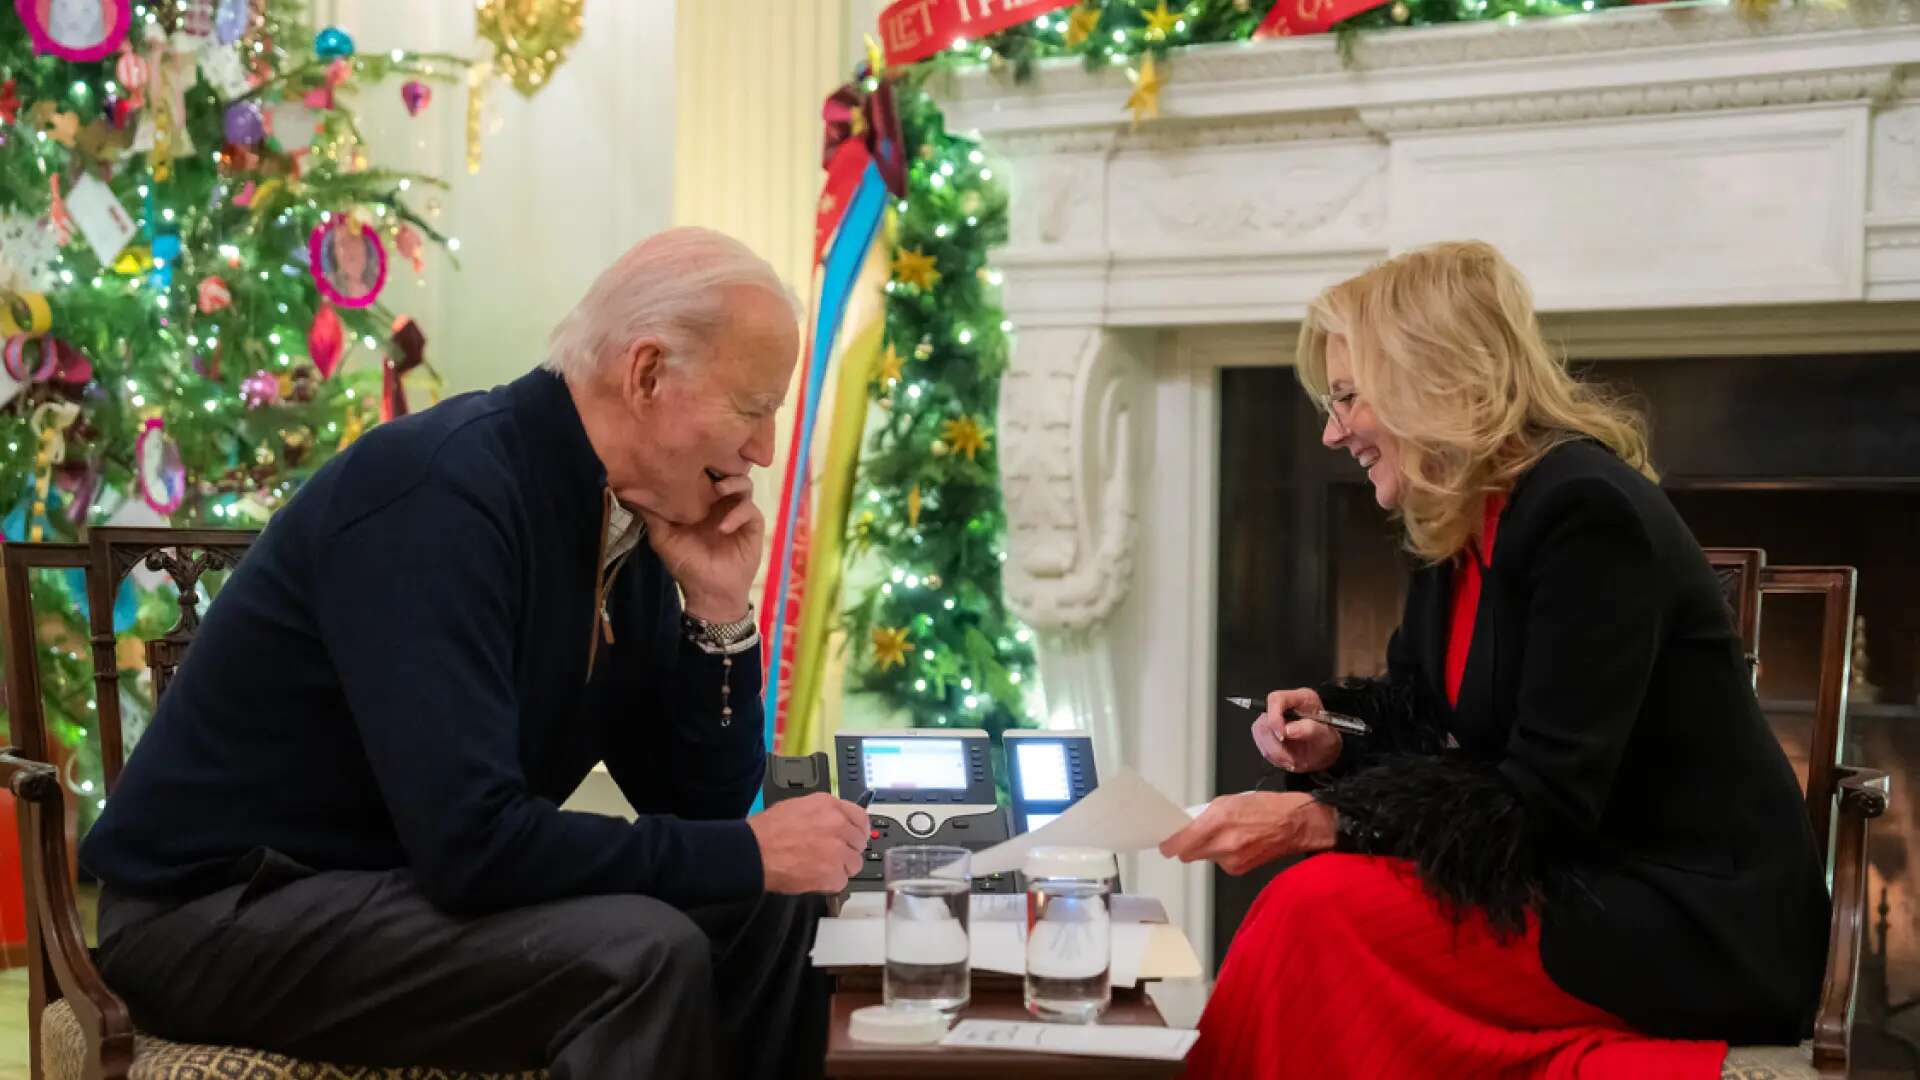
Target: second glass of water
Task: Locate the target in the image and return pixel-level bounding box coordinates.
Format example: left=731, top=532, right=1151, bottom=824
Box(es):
left=883, top=845, right=971, bottom=1018
left=1024, top=846, right=1116, bottom=1023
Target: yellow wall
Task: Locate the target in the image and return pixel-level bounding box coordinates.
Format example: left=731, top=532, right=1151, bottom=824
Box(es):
left=674, top=1, right=848, bottom=295
left=674, top=0, right=851, bottom=582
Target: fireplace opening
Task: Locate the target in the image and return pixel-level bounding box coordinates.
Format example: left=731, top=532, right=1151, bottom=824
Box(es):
left=1216, top=351, right=1920, bottom=1064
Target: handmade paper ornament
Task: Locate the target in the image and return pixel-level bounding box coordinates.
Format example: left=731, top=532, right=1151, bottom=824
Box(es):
left=16, top=0, right=133, bottom=63
left=134, top=416, right=185, bottom=514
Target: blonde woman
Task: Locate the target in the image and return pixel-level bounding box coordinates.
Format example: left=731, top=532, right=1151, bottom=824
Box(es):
left=1161, top=242, right=1826, bottom=1078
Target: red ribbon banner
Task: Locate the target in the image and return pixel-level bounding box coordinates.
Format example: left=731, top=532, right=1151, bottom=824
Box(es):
left=1255, top=0, right=1390, bottom=36
left=878, top=0, right=1077, bottom=66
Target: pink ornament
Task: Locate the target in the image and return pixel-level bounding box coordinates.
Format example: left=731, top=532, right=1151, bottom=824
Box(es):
left=326, top=58, right=351, bottom=88
left=197, top=275, right=232, bottom=314
left=303, top=86, right=333, bottom=110
left=116, top=43, right=149, bottom=95
left=395, top=223, right=424, bottom=273
left=309, top=304, right=344, bottom=378
left=240, top=369, right=279, bottom=408
left=233, top=180, right=256, bottom=207
left=401, top=80, right=431, bottom=116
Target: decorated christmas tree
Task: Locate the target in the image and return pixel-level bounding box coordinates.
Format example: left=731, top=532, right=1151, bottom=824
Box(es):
left=0, top=0, right=459, bottom=824
left=838, top=77, right=1038, bottom=745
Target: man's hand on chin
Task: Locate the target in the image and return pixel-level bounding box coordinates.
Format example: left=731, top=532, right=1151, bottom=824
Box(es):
left=640, top=474, right=762, bottom=622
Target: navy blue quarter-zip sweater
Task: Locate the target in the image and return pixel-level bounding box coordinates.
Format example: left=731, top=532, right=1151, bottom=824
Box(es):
left=81, top=369, right=767, bottom=914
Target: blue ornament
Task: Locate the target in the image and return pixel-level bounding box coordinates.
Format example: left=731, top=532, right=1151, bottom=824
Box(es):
left=315, top=27, right=355, bottom=59
left=151, top=234, right=182, bottom=290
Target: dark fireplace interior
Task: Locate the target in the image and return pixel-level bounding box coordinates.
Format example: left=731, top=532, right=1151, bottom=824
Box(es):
left=1217, top=351, right=1920, bottom=1070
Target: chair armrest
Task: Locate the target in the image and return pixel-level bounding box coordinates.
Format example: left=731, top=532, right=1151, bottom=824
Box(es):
left=1812, top=765, right=1889, bottom=1074
left=0, top=749, right=136, bottom=1079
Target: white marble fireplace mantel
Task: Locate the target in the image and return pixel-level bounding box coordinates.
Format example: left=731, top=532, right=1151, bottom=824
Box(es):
left=934, top=1, right=1920, bottom=961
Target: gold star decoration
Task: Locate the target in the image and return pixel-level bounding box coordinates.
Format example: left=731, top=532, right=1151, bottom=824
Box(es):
left=940, top=415, right=989, bottom=462
left=876, top=343, right=904, bottom=386
left=46, top=110, right=79, bottom=147
left=1143, top=1, right=1183, bottom=40
left=872, top=626, right=912, bottom=670
left=892, top=247, right=941, bottom=291
left=1126, top=54, right=1165, bottom=131
left=1064, top=5, right=1101, bottom=46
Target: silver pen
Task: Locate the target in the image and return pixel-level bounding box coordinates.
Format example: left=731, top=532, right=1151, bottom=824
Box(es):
left=1224, top=697, right=1371, bottom=737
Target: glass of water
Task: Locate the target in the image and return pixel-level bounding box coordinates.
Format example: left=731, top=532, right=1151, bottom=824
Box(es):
left=1023, top=846, right=1115, bottom=1023
left=883, top=845, right=971, bottom=1018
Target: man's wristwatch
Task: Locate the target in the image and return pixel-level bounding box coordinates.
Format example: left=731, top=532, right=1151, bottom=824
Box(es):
left=684, top=605, right=758, bottom=655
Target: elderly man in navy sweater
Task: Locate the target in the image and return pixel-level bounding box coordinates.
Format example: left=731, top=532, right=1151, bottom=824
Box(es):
left=80, top=228, right=868, bottom=1079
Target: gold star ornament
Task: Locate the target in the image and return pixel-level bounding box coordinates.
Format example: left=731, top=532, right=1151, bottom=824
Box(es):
left=940, top=415, right=989, bottom=462
left=872, top=626, right=912, bottom=670
left=892, top=247, right=941, bottom=291
left=1143, top=1, right=1183, bottom=40
left=876, top=343, right=904, bottom=386
left=1064, top=5, right=1101, bottom=46
left=1126, top=54, right=1165, bottom=131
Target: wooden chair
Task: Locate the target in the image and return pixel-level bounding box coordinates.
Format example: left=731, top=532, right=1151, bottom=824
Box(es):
left=1704, top=549, right=1891, bottom=1080
left=0, top=527, right=541, bottom=1080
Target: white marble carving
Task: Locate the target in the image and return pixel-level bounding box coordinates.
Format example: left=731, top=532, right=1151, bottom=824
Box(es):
left=998, top=326, right=1149, bottom=634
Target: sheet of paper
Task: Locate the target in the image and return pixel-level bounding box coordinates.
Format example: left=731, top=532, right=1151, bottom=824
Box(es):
left=940, top=1020, right=1199, bottom=1061
left=971, top=768, right=1194, bottom=875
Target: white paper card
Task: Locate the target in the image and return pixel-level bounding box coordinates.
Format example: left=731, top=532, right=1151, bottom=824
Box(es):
left=971, top=768, right=1193, bottom=875
left=64, top=175, right=137, bottom=266
left=940, top=1020, right=1199, bottom=1061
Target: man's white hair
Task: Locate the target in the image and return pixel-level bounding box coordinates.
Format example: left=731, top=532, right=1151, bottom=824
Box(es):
left=543, top=227, right=797, bottom=382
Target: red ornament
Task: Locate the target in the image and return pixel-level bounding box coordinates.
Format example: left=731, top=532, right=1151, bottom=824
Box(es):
left=0, top=80, right=18, bottom=124
left=197, top=275, right=232, bottom=314
left=309, top=304, right=344, bottom=378
left=50, top=339, right=90, bottom=385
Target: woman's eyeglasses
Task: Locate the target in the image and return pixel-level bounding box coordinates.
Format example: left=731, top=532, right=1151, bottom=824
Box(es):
left=1318, top=389, right=1360, bottom=436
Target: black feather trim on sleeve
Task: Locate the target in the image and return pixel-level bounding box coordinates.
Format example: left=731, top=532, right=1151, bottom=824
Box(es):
left=1311, top=754, right=1542, bottom=940
left=1317, top=675, right=1453, bottom=764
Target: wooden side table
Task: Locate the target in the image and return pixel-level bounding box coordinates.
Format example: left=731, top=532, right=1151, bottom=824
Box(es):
left=824, top=988, right=1185, bottom=1079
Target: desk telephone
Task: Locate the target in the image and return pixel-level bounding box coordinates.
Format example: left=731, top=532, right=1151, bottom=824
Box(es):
left=762, top=729, right=1100, bottom=894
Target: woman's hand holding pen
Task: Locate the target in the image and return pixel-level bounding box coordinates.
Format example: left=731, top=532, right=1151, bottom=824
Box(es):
left=1252, top=688, right=1344, bottom=774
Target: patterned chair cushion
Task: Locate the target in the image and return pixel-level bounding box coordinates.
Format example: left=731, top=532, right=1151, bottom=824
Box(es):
left=1721, top=1042, right=1823, bottom=1080
left=42, top=998, right=546, bottom=1080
